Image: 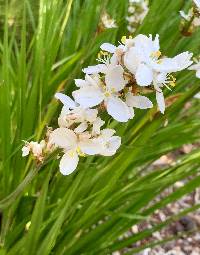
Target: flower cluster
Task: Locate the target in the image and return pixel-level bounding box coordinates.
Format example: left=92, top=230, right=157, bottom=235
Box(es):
left=22, top=34, right=193, bottom=175
left=126, top=0, right=149, bottom=33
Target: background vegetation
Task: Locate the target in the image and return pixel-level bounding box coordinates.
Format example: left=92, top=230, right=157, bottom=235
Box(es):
left=0, top=0, right=200, bottom=254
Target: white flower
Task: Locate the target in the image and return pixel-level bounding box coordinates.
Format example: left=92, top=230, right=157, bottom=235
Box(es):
left=95, top=129, right=121, bottom=156
left=22, top=140, right=45, bottom=161
left=73, top=62, right=133, bottom=122
left=188, top=61, right=200, bottom=78
left=124, top=34, right=193, bottom=113
left=49, top=128, right=100, bottom=175
left=124, top=34, right=193, bottom=86
left=55, top=92, right=104, bottom=135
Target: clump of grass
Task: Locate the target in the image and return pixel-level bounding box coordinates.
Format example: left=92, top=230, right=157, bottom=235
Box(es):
left=0, top=0, right=200, bottom=254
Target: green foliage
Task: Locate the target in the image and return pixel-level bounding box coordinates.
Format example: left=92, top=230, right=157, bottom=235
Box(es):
left=0, top=0, right=200, bottom=254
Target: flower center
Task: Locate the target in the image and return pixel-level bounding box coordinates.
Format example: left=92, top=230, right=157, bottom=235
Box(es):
left=168, top=75, right=176, bottom=87
left=76, top=147, right=86, bottom=157
left=150, top=50, right=161, bottom=59
left=104, top=91, right=111, bottom=97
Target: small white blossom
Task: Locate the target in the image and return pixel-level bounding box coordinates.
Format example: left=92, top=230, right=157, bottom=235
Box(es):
left=49, top=128, right=100, bottom=175
left=94, top=129, right=121, bottom=156
left=73, top=60, right=133, bottom=122
left=22, top=140, right=46, bottom=161
left=124, top=34, right=193, bottom=113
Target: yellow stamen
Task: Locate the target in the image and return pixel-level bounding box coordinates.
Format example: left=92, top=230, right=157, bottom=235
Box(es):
left=104, top=91, right=111, bottom=97
left=121, top=36, right=127, bottom=44
left=157, top=59, right=163, bottom=64
left=169, top=75, right=176, bottom=87
left=69, top=151, right=75, bottom=157
left=76, top=147, right=86, bottom=157
left=151, top=50, right=161, bottom=58
left=97, top=51, right=108, bottom=58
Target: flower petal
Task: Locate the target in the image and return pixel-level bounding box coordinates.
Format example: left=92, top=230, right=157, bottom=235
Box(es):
left=124, top=47, right=142, bottom=74
left=101, top=128, right=116, bottom=139
left=59, top=151, right=79, bottom=175
left=126, top=93, right=153, bottom=109
left=193, top=0, right=200, bottom=9
left=83, top=64, right=106, bottom=74
left=74, top=79, right=89, bottom=87
left=79, top=140, right=100, bottom=155
left=74, top=122, right=88, bottom=134
left=85, top=108, right=98, bottom=122
left=105, top=65, right=127, bottom=91
left=196, top=70, right=200, bottom=78
left=100, top=136, right=121, bottom=156
left=92, top=117, right=105, bottom=135
left=72, top=86, right=104, bottom=108
left=134, top=34, right=160, bottom=53
left=100, top=43, right=116, bottom=53
left=106, top=97, right=131, bottom=122
left=155, top=52, right=193, bottom=73
left=58, top=106, right=71, bottom=127
left=128, top=107, right=135, bottom=119
left=156, top=91, right=165, bottom=114
left=22, top=146, right=30, bottom=157
left=49, top=128, right=77, bottom=150
left=135, top=64, right=153, bottom=86
left=55, top=93, right=77, bottom=109
left=194, top=92, right=200, bottom=99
